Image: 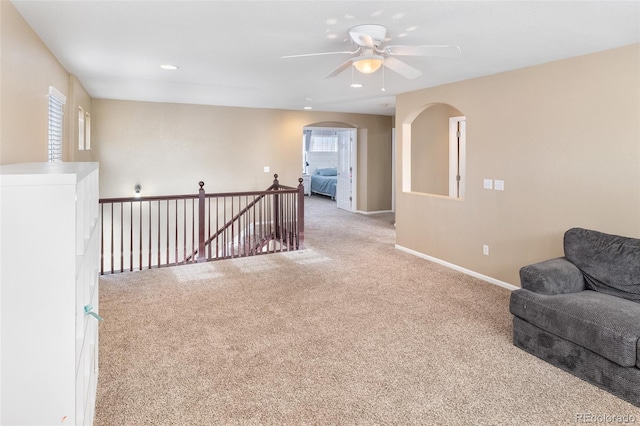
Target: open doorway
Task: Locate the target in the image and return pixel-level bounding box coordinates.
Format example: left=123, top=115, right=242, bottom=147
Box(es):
left=302, top=126, right=357, bottom=212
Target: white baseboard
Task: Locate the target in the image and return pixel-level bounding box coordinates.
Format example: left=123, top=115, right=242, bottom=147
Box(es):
left=356, top=209, right=394, bottom=215
left=394, top=244, right=519, bottom=291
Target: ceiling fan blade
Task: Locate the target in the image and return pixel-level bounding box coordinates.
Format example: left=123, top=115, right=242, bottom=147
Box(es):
left=383, top=56, right=422, bottom=79
left=280, top=49, right=359, bottom=59
left=324, top=58, right=354, bottom=79
left=349, top=30, right=376, bottom=49
left=384, top=45, right=461, bottom=57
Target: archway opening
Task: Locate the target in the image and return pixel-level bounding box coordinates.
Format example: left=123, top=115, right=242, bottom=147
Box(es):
left=402, top=103, right=465, bottom=198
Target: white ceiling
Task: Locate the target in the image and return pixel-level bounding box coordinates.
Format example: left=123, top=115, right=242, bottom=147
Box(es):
left=12, top=1, right=640, bottom=116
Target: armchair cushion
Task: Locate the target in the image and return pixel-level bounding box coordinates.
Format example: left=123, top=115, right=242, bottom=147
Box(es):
left=519, top=257, right=585, bottom=294
left=564, top=228, right=640, bottom=303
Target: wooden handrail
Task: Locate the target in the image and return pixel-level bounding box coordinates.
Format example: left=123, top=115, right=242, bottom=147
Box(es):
left=98, top=174, right=304, bottom=274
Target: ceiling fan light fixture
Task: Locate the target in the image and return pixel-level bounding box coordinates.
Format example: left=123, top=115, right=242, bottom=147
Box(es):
left=353, top=55, right=384, bottom=74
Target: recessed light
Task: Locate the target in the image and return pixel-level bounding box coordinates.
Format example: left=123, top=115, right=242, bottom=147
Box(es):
left=160, top=64, right=179, bottom=70
left=304, top=106, right=313, bottom=110
left=350, top=83, right=363, bottom=88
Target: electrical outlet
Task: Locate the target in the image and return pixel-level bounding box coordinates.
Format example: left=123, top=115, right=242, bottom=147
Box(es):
left=263, top=166, right=270, bottom=173
left=483, top=244, right=489, bottom=256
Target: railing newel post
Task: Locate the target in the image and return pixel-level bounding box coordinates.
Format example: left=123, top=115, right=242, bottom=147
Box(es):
left=273, top=174, right=280, bottom=239
left=198, top=181, right=206, bottom=262
left=297, top=177, right=305, bottom=249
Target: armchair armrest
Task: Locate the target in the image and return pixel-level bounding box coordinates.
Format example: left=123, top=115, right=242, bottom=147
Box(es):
left=519, top=257, right=585, bottom=295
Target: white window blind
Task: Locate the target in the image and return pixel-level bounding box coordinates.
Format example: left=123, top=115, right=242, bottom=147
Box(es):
left=307, top=130, right=338, bottom=152
left=48, top=86, right=66, bottom=162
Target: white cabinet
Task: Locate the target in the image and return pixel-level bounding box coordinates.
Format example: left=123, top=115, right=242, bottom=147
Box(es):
left=0, top=162, right=100, bottom=426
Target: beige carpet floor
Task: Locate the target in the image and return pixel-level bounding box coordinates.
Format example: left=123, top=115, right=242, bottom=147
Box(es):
left=95, top=196, right=639, bottom=425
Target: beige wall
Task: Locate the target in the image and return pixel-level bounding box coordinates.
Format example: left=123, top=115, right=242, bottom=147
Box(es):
left=92, top=99, right=393, bottom=212
left=396, top=44, right=640, bottom=286
left=0, top=1, right=93, bottom=165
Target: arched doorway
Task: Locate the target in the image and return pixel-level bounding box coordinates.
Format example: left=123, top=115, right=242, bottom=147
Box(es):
left=303, top=122, right=358, bottom=212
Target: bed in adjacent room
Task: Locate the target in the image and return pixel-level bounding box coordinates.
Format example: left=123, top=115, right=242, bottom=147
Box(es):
left=310, top=167, right=337, bottom=199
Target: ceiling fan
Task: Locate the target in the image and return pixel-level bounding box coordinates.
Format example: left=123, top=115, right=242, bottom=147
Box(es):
left=281, top=24, right=461, bottom=80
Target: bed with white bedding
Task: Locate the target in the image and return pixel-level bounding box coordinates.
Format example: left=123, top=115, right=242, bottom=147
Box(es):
left=310, top=167, right=337, bottom=199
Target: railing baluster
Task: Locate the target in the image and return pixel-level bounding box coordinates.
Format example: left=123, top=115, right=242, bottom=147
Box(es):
left=207, top=197, right=211, bottom=261
left=120, top=203, right=124, bottom=273
left=148, top=201, right=152, bottom=269
left=215, top=197, right=219, bottom=260
left=129, top=201, right=133, bottom=271
left=231, top=197, right=235, bottom=258
left=139, top=201, right=142, bottom=270
left=191, top=198, right=195, bottom=263
left=110, top=203, right=114, bottom=274
left=157, top=200, right=161, bottom=268
left=100, top=203, right=104, bottom=275
left=182, top=200, right=186, bottom=264
left=174, top=200, right=178, bottom=264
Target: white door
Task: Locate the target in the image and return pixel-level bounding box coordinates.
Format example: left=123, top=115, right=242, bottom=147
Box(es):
left=337, top=129, right=356, bottom=211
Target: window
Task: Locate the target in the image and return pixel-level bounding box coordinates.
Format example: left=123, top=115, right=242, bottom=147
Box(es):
left=310, top=136, right=337, bottom=152
left=85, top=112, right=91, bottom=150
left=305, top=129, right=339, bottom=152
left=48, top=86, right=66, bottom=162
left=78, top=107, right=85, bottom=150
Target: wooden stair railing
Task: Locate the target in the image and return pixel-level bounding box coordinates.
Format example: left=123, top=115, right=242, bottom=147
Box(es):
left=99, top=174, right=304, bottom=274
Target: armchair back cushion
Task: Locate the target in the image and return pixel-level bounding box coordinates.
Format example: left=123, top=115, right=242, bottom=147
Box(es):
left=564, top=228, right=640, bottom=303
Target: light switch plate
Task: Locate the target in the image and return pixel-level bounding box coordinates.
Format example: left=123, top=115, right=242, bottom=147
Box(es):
left=495, top=180, right=505, bottom=191
left=264, top=166, right=270, bottom=173
left=483, top=179, right=493, bottom=190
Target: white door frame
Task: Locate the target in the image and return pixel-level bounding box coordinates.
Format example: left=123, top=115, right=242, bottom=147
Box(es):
left=448, top=116, right=466, bottom=199
left=391, top=128, right=396, bottom=213
left=349, top=128, right=359, bottom=212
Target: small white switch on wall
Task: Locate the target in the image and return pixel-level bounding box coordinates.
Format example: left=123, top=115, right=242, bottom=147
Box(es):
left=483, top=179, right=493, bottom=190
left=264, top=166, right=270, bottom=173
left=494, top=180, right=505, bottom=191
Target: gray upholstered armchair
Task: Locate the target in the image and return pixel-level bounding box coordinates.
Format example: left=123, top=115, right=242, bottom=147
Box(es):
left=510, top=227, right=640, bottom=407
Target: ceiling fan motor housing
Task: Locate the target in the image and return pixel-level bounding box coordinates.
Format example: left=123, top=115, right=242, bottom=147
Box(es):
left=349, top=24, right=388, bottom=47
